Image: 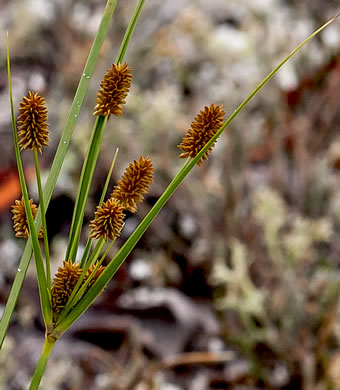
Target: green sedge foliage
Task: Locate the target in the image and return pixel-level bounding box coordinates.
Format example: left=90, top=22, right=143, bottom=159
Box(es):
left=1, top=1, right=338, bottom=388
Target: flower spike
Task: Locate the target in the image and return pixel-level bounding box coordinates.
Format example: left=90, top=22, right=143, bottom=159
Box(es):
left=93, top=62, right=132, bottom=117
left=51, top=260, right=82, bottom=317
left=85, top=264, right=106, bottom=292
left=89, top=198, right=125, bottom=241
left=11, top=197, right=43, bottom=238
left=17, top=91, right=49, bottom=153
left=51, top=260, right=105, bottom=320
left=111, top=156, right=154, bottom=213
left=178, top=103, right=225, bottom=166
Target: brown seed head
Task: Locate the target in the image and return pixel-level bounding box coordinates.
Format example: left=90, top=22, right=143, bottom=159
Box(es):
left=93, top=62, right=132, bottom=117
left=111, top=156, right=154, bottom=213
left=85, top=263, right=106, bottom=292
left=51, top=260, right=82, bottom=316
left=178, top=103, right=225, bottom=166
left=11, top=197, right=43, bottom=238
left=89, top=198, right=125, bottom=241
left=17, top=91, right=49, bottom=153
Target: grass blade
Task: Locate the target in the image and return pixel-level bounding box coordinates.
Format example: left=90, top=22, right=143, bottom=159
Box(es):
left=65, top=116, right=108, bottom=262
left=66, top=0, right=146, bottom=263
left=80, top=147, right=119, bottom=268
left=51, top=15, right=338, bottom=338
left=116, top=0, right=145, bottom=64
left=0, top=0, right=118, bottom=348
left=6, top=36, right=52, bottom=329
left=34, top=149, right=51, bottom=286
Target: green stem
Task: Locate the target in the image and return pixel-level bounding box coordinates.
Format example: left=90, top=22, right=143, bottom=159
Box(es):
left=50, top=15, right=339, bottom=337
left=65, top=240, right=114, bottom=314
left=34, top=150, right=51, bottom=286
left=79, top=147, right=119, bottom=269
left=6, top=36, right=52, bottom=329
left=66, top=116, right=108, bottom=262
left=56, top=238, right=105, bottom=326
left=29, top=336, right=56, bottom=390
left=116, top=0, right=145, bottom=64
left=0, top=0, right=118, bottom=348
left=66, top=0, right=146, bottom=263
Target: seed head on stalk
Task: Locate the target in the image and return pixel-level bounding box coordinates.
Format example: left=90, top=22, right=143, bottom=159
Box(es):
left=178, top=103, right=225, bottom=166
left=93, top=62, right=132, bottom=117
left=17, top=91, right=49, bottom=153
left=11, top=197, right=43, bottom=238
left=111, top=156, right=154, bottom=213
left=89, top=198, right=125, bottom=241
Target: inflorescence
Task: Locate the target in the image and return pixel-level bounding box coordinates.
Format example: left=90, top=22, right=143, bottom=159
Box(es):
left=178, top=103, right=225, bottom=166
left=50, top=260, right=105, bottom=319
left=89, top=197, right=126, bottom=241
left=11, top=197, right=43, bottom=238
left=93, top=62, right=132, bottom=117
left=17, top=91, right=49, bottom=153
left=111, top=156, right=154, bottom=213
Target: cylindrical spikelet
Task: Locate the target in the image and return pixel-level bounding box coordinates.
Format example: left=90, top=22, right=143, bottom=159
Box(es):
left=111, top=156, right=154, bottom=213
left=51, top=260, right=82, bottom=316
left=84, top=263, right=106, bottom=292
left=11, top=197, right=43, bottom=238
left=93, top=62, right=132, bottom=117
left=178, top=103, right=225, bottom=166
left=89, top=198, right=125, bottom=241
left=17, top=91, right=49, bottom=153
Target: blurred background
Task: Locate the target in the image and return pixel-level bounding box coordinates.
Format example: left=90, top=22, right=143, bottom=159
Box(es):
left=0, top=0, right=340, bottom=389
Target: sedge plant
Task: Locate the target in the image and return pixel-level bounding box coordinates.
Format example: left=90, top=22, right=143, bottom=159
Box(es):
left=0, top=1, right=338, bottom=388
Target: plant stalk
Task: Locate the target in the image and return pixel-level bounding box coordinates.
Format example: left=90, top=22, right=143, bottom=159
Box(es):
left=34, top=149, right=51, bottom=286
left=29, top=336, right=56, bottom=390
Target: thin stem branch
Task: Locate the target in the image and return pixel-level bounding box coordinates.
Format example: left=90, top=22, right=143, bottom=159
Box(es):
left=51, top=15, right=339, bottom=337
left=29, top=336, right=56, bottom=390
left=34, top=149, right=51, bottom=286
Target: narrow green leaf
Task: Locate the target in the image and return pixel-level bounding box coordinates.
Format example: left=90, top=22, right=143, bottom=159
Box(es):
left=56, top=238, right=105, bottom=325
left=66, top=116, right=108, bottom=262
left=0, top=0, right=118, bottom=348
left=56, top=240, right=113, bottom=328
left=6, top=36, right=52, bottom=329
left=116, top=0, right=145, bottom=64
left=66, top=0, right=146, bottom=263
left=34, top=149, right=51, bottom=286
left=51, top=15, right=338, bottom=338
left=80, top=147, right=119, bottom=268
left=29, top=336, right=56, bottom=390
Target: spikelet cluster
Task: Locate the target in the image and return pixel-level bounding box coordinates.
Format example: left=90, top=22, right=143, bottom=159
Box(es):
left=111, top=156, right=154, bottom=213
left=93, top=62, right=132, bottom=117
left=51, top=260, right=82, bottom=316
left=178, top=103, right=225, bottom=165
left=89, top=198, right=125, bottom=241
left=17, top=91, right=49, bottom=153
left=11, top=197, right=43, bottom=238
left=51, top=260, right=105, bottom=317
left=85, top=264, right=105, bottom=292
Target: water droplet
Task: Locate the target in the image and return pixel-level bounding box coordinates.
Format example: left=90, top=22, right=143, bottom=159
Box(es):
left=17, top=268, right=21, bottom=272
left=74, top=114, right=78, bottom=118
left=86, top=76, right=90, bottom=79
left=82, top=73, right=86, bottom=77
left=63, top=141, right=66, bottom=144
